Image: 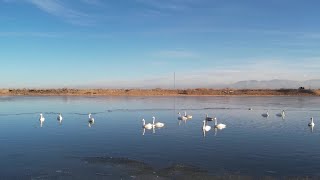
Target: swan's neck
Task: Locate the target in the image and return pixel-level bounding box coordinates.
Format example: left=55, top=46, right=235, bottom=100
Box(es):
left=152, top=117, right=155, bottom=124
left=88, top=114, right=91, bottom=118
left=203, top=121, right=206, bottom=128
left=214, top=119, right=217, bottom=125
left=142, top=119, right=145, bottom=125
left=184, top=112, right=187, bottom=116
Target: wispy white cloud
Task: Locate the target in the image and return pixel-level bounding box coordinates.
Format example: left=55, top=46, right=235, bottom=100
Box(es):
left=152, top=50, right=197, bottom=58
left=3, top=0, right=95, bottom=25
left=0, top=31, right=116, bottom=39
left=134, top=0, right=203, bottom=18
left=299, top=33, right=320, bottom=40
left=0, top=31, right=62, bottom=38
left=80, top=0, right=102, bottom=6
left=136, top=0, right=189, bottom=10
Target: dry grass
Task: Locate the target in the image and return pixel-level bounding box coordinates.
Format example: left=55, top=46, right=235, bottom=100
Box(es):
left=0, top=88, right=319, bottom=96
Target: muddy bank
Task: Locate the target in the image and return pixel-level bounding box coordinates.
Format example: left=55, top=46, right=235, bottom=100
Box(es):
left=0, top=88, right=319, bottom=96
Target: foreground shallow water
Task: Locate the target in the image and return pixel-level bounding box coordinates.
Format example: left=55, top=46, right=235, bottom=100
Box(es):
left=0, top=96, right=320, bottom=179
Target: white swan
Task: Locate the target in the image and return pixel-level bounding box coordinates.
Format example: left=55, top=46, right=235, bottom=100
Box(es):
left=184, top=111, right=192, bottom=119
left=178, top=112, right=188, bottom=120
left=142, top=119, right=153, bottom=129
left=152, top=116, right=164, bottom=128
left=202, top=120, right=211, bottom=131
left=88, top=113, right=95, bottom=123
left=248, top=107, right=253, bottom=110
left=214, top=118, right=226, bottom=129
left=39, top=113, right=45, bottom=127
left=205, top=114, right=216, bottom=121
left=308, top=117, right=315, bottom=127
left=39, top=113, right=45, bottom=122
left=57, top=113, right=63, bottom=122
left=276, top=110, right=285, bottom=117
left=262, top=110, right=269, bottom=117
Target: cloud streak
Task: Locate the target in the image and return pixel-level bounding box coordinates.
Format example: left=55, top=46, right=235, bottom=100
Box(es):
left=152, top=50, right=197, bottom=58
left=136, top=0, right=189, bottom=10
left=5, top=0, right=94, bottom=25
left=0, top=31, right=62, bottom=38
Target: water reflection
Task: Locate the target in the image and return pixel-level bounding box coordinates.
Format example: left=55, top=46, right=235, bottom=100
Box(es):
left=202, top=129, right=207, bottom=137
left=88, top=121, right=94, bottom=128
left=142, top=126, right=155, bottom=135
left=213, top=127, right=226, bottom=136
left=178, top=119, right=186, bottom=125
left=310, top=125, right=314, bottom=133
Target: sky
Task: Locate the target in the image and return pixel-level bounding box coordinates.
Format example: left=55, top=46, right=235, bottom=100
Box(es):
left=1, top=0, right=320, bottom=88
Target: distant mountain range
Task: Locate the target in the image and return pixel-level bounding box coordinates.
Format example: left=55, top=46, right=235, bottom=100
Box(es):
left=227, top=79, right=320, bottom=89
left=74, top=79, right=320, bottom=89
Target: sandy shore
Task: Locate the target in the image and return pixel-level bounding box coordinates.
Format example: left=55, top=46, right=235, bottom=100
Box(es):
left=0, top=88, right=319, bottom=96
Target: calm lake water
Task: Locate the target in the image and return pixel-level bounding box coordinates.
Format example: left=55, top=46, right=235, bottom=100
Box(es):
left=1, top=96, right=320, bottom=179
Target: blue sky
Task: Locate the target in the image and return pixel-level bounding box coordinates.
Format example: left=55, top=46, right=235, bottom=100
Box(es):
left=1, top=0, right=320, bottom=88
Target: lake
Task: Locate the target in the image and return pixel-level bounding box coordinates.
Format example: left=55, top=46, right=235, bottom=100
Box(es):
left=0, top=96, right=320, bottom=179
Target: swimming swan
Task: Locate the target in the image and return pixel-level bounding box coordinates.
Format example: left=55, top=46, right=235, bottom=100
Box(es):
left=308, top=117, right=315, bottom=127
left=276, top=110, right=285, bottom=117
left=214, top=118, right=226, bottom=129
left=142, top=119, right=153, bottom=129
left=39, top=113, right=45, bottom=122
left=184, top=111, right=192, bottom=119
left=88, top=113, right=95, bottom=123
left=39, top=113, right=45, bottom=127
left=178, top=112, right=188, bottom=120
left=205, top=114, right=216, bottom=121
left=57, top=113, right=63, bottom=123
left=152, top=116, right=164, bottom=128
left=262, top=111, right=269, bottom=118
left=202, top=120, right=211, bottom=131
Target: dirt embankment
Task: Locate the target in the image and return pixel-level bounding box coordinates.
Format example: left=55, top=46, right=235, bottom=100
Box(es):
left=0, top=88, right=319, bottom=96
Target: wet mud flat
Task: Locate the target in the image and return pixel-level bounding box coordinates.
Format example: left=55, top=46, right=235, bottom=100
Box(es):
left=8, top=156, right=318, bottom=180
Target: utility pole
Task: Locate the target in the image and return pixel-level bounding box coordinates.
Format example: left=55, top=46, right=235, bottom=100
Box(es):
left=174, top=72, right=176, bottom=89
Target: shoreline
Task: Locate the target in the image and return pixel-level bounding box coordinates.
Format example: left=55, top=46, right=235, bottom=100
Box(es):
left=1, top=88, right=319, bottom=96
